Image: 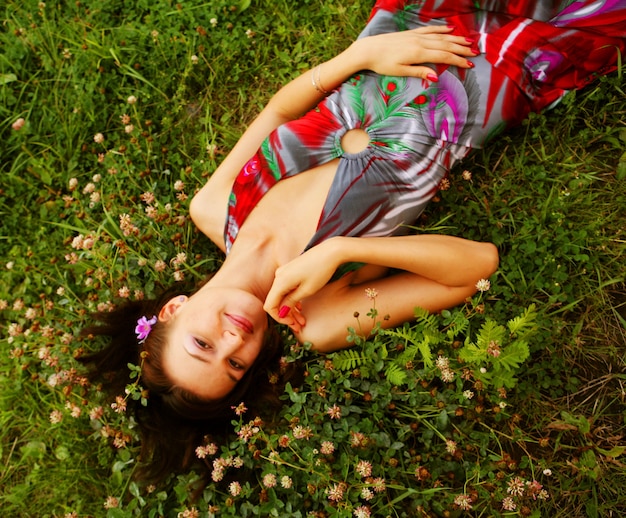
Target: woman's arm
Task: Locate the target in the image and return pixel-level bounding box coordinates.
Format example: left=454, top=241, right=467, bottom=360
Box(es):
left=264, top=235, right=499, bottom=351
left=190, top=27, right=477, bottom=246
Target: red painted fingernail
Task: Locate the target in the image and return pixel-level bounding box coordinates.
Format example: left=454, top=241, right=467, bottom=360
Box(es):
left=278, top=305, right=290, bottom=318
left=426, top=73, right=439, bottom=82
left=466, top=60, right=475, bottom=68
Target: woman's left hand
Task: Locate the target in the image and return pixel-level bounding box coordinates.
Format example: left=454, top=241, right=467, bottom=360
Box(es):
left=264, top=239, right=344, bottom=328
left=354, top=25, right=478, bottom=80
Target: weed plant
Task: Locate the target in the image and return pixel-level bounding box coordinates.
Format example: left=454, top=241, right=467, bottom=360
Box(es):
left=1, top=1, right=625, bottom=517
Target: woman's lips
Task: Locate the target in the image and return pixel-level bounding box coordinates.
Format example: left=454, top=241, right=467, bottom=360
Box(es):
left=226, top=314, right=254, bottom=334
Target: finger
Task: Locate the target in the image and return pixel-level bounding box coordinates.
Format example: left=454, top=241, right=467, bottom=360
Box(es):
left=292, top=307, right=306, bottom=327
left=265, top=290, right=299, bottom=322
left=412, top=25, right=455, bottom=35
left=399, top=65, right=438, bottom=81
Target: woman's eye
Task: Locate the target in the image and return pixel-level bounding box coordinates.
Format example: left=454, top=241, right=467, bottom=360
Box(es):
left=229, top=359, right=243, bottom=370
left=195, top=338, right=209, bottom=349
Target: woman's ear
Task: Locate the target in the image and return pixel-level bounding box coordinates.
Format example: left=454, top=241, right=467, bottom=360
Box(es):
left=158, top=295, right=188, bottom=322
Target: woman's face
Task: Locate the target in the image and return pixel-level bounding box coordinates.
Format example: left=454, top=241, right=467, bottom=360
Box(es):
left=159, top=287, right=269, bottom=400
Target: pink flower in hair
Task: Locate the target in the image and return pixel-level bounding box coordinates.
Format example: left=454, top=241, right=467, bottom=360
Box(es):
left=135, top=316, right=157, bottom=342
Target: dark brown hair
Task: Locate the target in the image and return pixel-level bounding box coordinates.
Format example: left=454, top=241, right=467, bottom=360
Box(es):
left=80, top=286, right=289, bottom=483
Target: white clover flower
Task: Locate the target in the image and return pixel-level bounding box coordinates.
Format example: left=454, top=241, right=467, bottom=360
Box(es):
left=475, top=278, right=491, bottom=292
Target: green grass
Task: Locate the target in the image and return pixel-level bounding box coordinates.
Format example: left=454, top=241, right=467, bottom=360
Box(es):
left=1, top=1, right=625, bottom=517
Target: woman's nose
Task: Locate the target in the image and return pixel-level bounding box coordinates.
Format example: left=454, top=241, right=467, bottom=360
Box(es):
left=220, top=330, right=244, bottom=350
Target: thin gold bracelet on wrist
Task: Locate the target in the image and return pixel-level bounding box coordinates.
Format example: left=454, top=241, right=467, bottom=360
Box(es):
left=311, top=65, right=329, bottom=95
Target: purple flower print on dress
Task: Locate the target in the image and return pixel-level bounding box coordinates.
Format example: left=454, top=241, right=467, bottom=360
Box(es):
left=135, top=316, right=157, bottom=342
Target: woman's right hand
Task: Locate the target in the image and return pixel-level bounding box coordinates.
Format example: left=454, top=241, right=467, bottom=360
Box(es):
left=353, top=25, right=479, bottom=80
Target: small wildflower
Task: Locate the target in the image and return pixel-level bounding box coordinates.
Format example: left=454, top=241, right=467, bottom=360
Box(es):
left=438, top=177, right=451, bottom=190
left=499, top=401, right=507, bottom=409
left=118, top=286, right=130, bottom=298
left=178, top=508, right=199, bottom=518
left=356, top=460, right=372, bottom=478
left=173, top=270, right=185, bottom=282
left=172, top=252, right=187, bottom=266
left=435, top=355, right=449, bottom=370
left=320, top=441, right=335, bottom=455
left=66, top=402, right=82, bottom=418
left=111, top=395, right=127, bottom=413
left=445, top=440, right=458, bottom=454
left=463, top=390, right=474, bottom=399
left=292, top=425, right=313, bottom=440
left=487, top=340, right=501, bottom=357
left=361, top=488, right=374, bottom=501
left=325, top=482, right=346, bottom=502
left=140, top=191, right=156, bottom=205
left=124, top=124, right=134, bottom=134
left=278, top=435, right=290, bottom=448
left=370, top=477, right=386, bottom=493
left=232, top=402, right=247, bottom=416
left=326, top=404, right=341, bottom=420
left=12, top=118, right=26, bottom=131
left=501, top=496, right=516, bottom=511
left=127, top=95, right=137, bottom=104
left=507, top=476, right=526, bottom=497
left=211, top=466, right=224, bottom=482
left=120, top=114, right=131, bottom=125
left=236, top=422, right=260, bottom=442
left=364, top=287, right=378, bottom=299
left=62, top=48, right=72, bottom=59
left=440, top=368, right=455, bottom=383
left=151, top=30, right=159, bottom=39
left=154, top=259, right=167, bottom=272
left=475, top=278, right=491, bottom=292
left=174, top=179, right=185, bottom=191
left=245, top=29, right=255, bottom=38
left=454, top=494, right=472, bottom=511
left=103, top=496, right=119, bottom=509
left=543, top=468, right=552, bottom=476
left=89, top=406, right=104, bottom=420
left=462, top=169, right=473, bottom=180
left=353, top=506, right=371, bottom=518
left=350, top=431, right=368, bottom=448
left=83, top=182, right=96, bottom=194
left=210, top=17, right=218, bottom=27
left=262, top=473, right=277, bottom=488
left=191, top=54, right=199, bottom=64
left=94, top=133, right=105, bottom=144
left=280, top=475, right=293, bottom=489
left=228, top=481, right=242, bottom=497
left=49, top=410, right=63, bottom=424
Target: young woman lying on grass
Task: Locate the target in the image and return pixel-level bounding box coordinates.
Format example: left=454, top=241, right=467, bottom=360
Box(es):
left=82, top=0, right=626, bottom=481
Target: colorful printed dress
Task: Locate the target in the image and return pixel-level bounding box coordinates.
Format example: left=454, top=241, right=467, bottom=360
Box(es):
left=224, top=0, right=626, bottom=254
